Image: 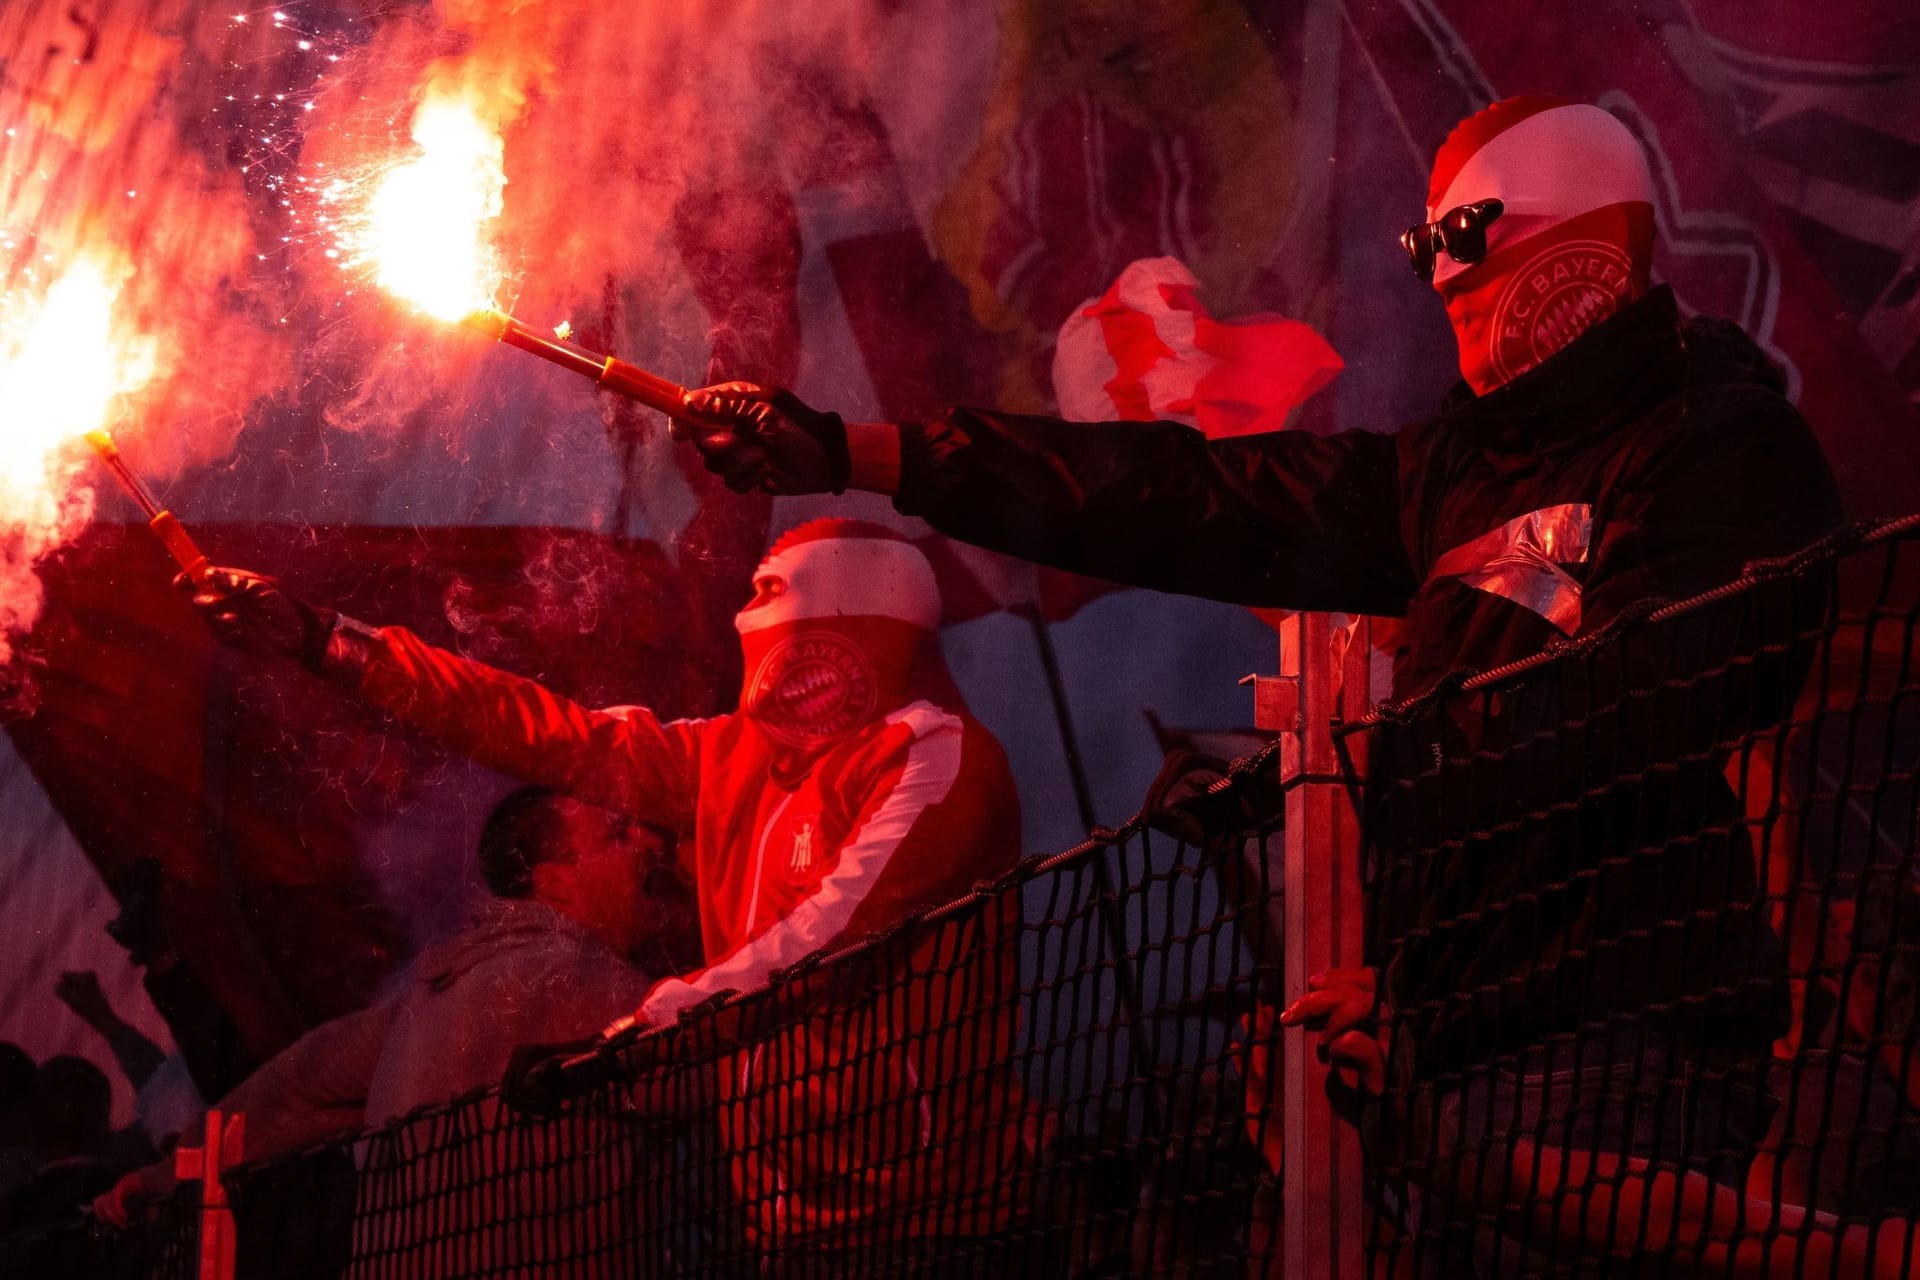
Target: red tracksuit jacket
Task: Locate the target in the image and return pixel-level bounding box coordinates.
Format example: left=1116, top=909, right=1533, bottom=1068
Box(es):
left=356, top=627, right=1037, bottom=1246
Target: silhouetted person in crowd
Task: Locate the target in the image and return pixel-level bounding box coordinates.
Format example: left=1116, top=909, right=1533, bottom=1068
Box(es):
left=103, top=858, right=257, bottom=1103
left=0, top=1043, right=34, bottom=1207
left=54, top=970, right=202, bottom=1156
left=3, top=1056, right=117, bottom=1231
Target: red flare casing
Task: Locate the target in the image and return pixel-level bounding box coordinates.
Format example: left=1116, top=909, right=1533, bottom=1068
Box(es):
left=84, top=432, right=214, bottom=587
left=466, top=309, right=690, bottom=416
left=147, top=510, right=212, bottom=586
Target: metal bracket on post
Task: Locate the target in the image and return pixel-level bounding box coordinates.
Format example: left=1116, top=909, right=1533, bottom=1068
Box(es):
left=1276, top=613, right=1370, bottom=1280
left=174, top=1107, right=244, bottom=1280
left=1241, top=673, right=1301, bottom=733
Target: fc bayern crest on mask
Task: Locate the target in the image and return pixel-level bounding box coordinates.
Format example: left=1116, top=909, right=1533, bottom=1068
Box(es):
left=1487, top=239, right=1637, bottom=386
left=745, top=629, right=881, bottom=749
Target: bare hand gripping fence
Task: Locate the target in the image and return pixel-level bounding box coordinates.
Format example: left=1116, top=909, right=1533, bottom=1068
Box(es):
left=6, top=514, right=1919, bottom=1278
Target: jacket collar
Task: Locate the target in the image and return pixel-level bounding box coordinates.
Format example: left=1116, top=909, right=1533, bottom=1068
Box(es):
left=1438, top=285, right=1686, bottom=454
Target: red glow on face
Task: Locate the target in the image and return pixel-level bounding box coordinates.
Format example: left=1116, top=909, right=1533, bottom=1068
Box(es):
left=559, top=806, right=666, bottom=954
left=739, top=573, right=789, bottom=617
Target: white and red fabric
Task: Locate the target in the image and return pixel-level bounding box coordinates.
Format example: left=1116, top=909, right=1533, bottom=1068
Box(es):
left=352, top=516, right=1034, bottom=1244
left=737, top=521, right=942, bottom=636
left=1052, top=256, right=1342, bottom=440
left=1426, top=96, right=1657, bottom=395
left=1052, top=256, right=1342, bottom=632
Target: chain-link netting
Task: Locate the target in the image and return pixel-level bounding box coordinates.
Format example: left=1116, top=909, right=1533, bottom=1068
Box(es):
left=195, top=815, right=1286, bottom=1279
left=1361, top=515, right=1920, bottom=1277
left=6, top=516, right=1917, bottom=1278
left=0, top=1182, right=197, bottom=1280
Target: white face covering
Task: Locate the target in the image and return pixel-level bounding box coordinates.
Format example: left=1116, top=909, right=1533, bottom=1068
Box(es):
left=1426, top=97, right=1657, bottom=394
left=734, top=524, right=940, bottom=752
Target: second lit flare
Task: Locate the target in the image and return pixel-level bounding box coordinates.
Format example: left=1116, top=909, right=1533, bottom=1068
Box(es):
left=356, top=94, right=506, bottom=321
left=347, top=94, right=691, bottom=415
left=0, top=255, right=204, bottom=589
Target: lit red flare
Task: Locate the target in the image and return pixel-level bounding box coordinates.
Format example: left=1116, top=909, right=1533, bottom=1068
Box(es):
left=0, top=253, right=199, bottom=591
left=342, top=95, right=690, bottom=415
left=0, top=256, right=154, bottom=504
left=352, top=94, right=506, bottom=322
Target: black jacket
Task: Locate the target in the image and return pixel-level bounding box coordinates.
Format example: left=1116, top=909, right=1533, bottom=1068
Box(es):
left=894, top=287, right=1840, bottom=702
left=894, top=287, right=1844, bottom=1075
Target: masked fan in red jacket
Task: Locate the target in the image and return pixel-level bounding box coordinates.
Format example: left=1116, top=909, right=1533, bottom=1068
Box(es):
left=189, top=517, right=1037, bottom=1256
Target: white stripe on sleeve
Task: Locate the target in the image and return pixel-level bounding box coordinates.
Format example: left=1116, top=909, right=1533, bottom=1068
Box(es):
left=638, top=703, right=963, bottom=1022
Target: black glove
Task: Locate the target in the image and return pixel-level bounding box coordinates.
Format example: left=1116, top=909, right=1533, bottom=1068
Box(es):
left=501, top=1037, right=621, bottom=1118
left=186, top=567, right=337, bottom=671
left=1142, top=749, right=1234, bottom=846
left=672, top=381, right=849, bottom=495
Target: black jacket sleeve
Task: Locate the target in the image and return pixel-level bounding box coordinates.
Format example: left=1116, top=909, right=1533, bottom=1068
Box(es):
left=893, top=408, right=1419, bottom=614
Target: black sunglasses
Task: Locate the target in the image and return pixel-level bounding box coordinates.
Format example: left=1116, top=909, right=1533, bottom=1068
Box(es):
left=1400, top=198, right=1505, bottom=281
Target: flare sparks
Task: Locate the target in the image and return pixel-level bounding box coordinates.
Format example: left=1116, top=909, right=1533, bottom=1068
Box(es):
left=343, top=94, right=689, bottom=415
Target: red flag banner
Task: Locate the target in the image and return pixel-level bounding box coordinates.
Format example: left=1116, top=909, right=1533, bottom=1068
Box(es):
left=1053, top=256, right=1342, bottom=439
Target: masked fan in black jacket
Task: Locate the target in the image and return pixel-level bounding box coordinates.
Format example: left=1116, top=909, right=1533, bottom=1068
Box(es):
left=670, top=96, right=1844, bottom=1189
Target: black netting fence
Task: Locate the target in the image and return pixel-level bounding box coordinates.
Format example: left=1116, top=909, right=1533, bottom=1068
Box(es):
left=5, top=514, right=1918, bottom=1278
left=0, top=1182, right=197, bottom=1280
left=1361, top=515, right=1920, bottom=1277
left=178, top=815, right=1280, bottom=1280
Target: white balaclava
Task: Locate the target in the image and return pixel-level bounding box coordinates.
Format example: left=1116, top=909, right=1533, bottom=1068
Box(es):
left=1425, top=95, right=1658, bottom=395
left=735, top=518, right=941, bottom=753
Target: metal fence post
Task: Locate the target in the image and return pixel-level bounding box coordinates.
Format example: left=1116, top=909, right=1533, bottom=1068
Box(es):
left=174, top=1107, right=244, bottom=1280
left=1277, top=612, right=1370, bottom=1279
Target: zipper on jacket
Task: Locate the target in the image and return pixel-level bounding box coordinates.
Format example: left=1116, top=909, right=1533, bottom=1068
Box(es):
left=743, top=790, right=797, bottom=938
